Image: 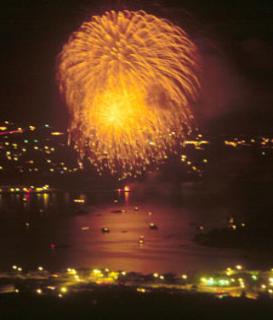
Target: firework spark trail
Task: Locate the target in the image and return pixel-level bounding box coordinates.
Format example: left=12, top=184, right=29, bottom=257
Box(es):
left=58, top=10, right=200, bottom=178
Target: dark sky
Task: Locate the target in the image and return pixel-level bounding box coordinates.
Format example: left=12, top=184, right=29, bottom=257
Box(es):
left=1, top=0, right=272, bottom=134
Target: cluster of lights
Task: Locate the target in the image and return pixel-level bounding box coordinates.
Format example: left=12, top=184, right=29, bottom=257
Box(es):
left=227, top=217, right=246, bottom=231
left=2, top=264, right=273, bottom=300
left=182, top=134, right=209, bottom=150
left=199, top=265, right=273, bottom=298
left=0, top=119, right=272, bottom=179
left=200, top=277, right=231, bottom=287
left=180, top=133, right=209, bottom=177
left=0, top=121, right=80, bottom=175
left=224, top=136, right=273, bottom=155
left=181, top=153, right=205, bottom=176
left=0, top=185, right=50, bottom=193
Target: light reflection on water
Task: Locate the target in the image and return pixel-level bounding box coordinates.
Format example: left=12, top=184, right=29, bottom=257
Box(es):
left=0, top=189, right=255, bottom=273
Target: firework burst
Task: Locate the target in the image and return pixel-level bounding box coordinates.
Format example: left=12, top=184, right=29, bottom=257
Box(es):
left=58, top=10, right=200, bottom=178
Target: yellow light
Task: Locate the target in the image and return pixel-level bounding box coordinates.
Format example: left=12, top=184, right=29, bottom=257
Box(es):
left=73, top=199, right=85, bottom=204
left=47, top=286, right=56, bottom=291
left=67, top=268, right=77, bottom=275
left=36, top=288, right=43, bottom=295
left=38, top=266, right=44, bottom=271
left=51, top=132, right=64, bottom=136
left=60, top=287, right=68, bottom=293
left=236, top=265, right=243, bottom=270
left=153, top=273, right=159, bottom=278
left=181, top=274, right=188, bottom=280
left=92, top=268, right=101, bottom=274
left=91, top=268, right=103, bottom=279
left=58, top=10, right=200, bottom=178
left=136, top=288, right=147, bottom=293
left=200, top=277, right=207, bottom=283
left=184, top=140, right=209, bottom=147
left=225, top=141, right=237, bottom=148
left=109, top=271, right=119, bottom=280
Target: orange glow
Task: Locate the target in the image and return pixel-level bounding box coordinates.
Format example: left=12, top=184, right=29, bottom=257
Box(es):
left=73, top=199, right=85, bottom=204
left=124, top=185, right=130, bottom=192
left=58, top=10, right=200, bottom=178
left=51, top=132, right=64, bottom=136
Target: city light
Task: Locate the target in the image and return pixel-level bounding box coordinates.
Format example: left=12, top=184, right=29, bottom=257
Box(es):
left=0, top=264, right=271, bottom=301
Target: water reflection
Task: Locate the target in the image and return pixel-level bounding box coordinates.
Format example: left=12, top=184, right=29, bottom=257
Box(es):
left=42, top=193, right=50, bottom=209
left=0, top=189, right=266, bottom=273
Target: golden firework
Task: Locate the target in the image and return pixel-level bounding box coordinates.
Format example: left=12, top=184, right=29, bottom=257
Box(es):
left=58, top=10, right=200, bottom=178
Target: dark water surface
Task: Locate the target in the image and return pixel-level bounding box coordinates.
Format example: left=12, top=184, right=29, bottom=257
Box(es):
left=0, top=185, right=270, bottom=273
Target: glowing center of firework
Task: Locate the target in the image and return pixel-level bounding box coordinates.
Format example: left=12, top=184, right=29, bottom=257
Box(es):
left=100, top=91, right=138, bottom=125
left=58, top=10, right=200, bottom=178
left=107, top=105, right=122, bottom=123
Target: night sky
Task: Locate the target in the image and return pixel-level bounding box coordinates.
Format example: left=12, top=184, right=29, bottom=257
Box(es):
left=1, top=0, right=272, bottom=134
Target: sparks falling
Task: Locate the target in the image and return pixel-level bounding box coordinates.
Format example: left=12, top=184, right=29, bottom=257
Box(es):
left=58, top=10, right=200, bottom=178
